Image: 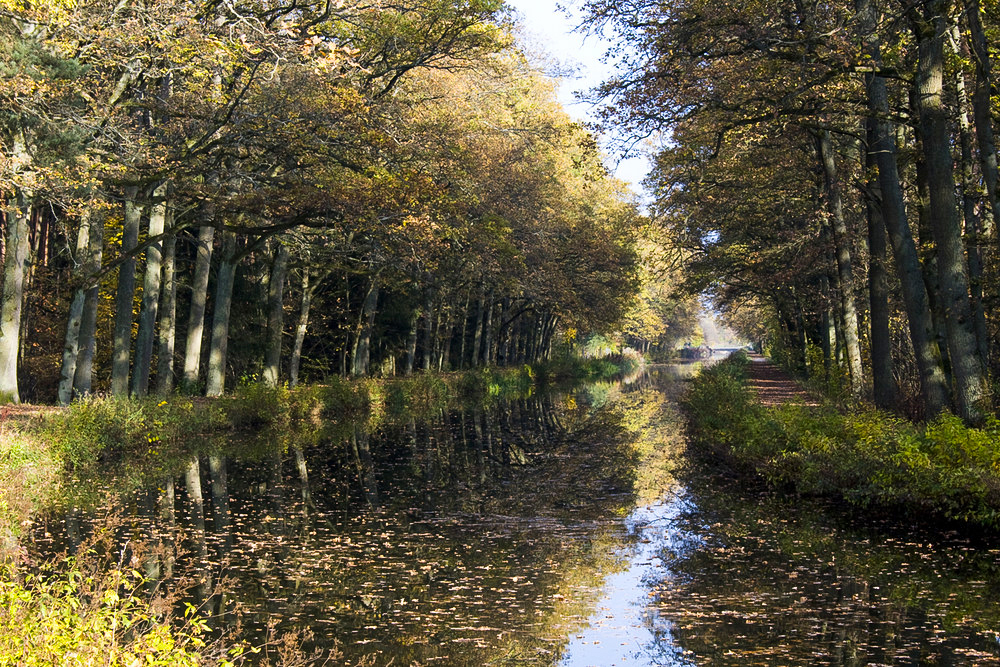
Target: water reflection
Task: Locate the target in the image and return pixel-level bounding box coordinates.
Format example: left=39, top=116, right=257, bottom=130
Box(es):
left=26, top=363, right=1000, bottom=666
left=30, top=374, right=681, bottom=665
left=559, top=498, right=695, bottom=667
left=652, top=475, right=1000, bottom=665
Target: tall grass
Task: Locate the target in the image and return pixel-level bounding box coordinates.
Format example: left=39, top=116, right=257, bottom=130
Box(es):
left=684, top=353, right=1000, bottom=527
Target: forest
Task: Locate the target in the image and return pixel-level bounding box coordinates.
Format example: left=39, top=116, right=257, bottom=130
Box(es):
left=7, top=0, right=1000, bottom=663
left=0, top=0, right=703, bottom=407
left=584, top=0, right=1000, bottom=422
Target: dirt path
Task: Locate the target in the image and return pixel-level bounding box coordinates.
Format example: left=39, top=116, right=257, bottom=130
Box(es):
left=0, top=404, right=61, bottom=427
left=746, top=354, right=819, bottom=407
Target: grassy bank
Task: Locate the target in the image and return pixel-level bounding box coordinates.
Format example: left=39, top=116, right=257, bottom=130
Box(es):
left=684, top=352, right=1000, bottom=528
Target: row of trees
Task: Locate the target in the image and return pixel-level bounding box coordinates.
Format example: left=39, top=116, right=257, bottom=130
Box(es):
left=585, top=0, right=1000, bottom=420
left=0, top=0, right=650, bottom=403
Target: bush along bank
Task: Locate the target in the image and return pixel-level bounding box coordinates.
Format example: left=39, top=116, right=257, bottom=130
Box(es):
left=4, top=356, right=638, bottom=542
left=684, top=352, right=1000, bottom=528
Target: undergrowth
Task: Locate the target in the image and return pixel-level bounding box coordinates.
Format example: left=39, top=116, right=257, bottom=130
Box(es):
left=685, top=352, right=1000, bottom=527
left=0, top=559, right=224, bottom=667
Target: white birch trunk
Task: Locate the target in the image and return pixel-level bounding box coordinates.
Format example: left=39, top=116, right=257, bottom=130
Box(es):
left=111, top=187, right=142, bottom=396
left=289, top=270, right=313, bottom=388
left=74, top=210, right=104, bottom=397
left=205, top=231, right=238, bottom=396
left=156, top=206, right=177, bottom=395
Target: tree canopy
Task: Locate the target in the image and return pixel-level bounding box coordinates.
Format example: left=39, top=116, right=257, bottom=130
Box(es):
left=583, top=0, right=1000, bottom=420
left=0, top=0, right=658, bottom=402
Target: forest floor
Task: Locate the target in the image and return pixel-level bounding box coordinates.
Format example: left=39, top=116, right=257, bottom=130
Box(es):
left=745, top=353, right=819, bottom=407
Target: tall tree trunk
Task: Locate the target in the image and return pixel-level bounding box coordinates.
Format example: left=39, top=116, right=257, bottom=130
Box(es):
left=820, top=273, right=835, bottom=380
left=795, top=300, right=810, bottom=374
left=351, top=274, right=379, bottom=377
left=441, top=310, right=456, bottom=371
left=497, top=299, right=510, bottom=365
left=817, top=130, right=864, bottom=396
left=111, top=187, right=142, bottom=396
left=544, top=315, right=558, bottom=360
left=156, top=207, right=177, bottom=396
left=435, top=306, right=446, bottom=371
left=182, top=225, right=215, bottom=390
left=74, top=209, right=104, bottom=397
left=263, top=243, right=289, bottom=386
left=58, top=210, right=93, bottom=405
left=472, top=285, right=485, bottom=368
left=948, top=24, right=990, bottom=365
left=527, top=318, right=537, bottom=364
left=432, top=307, right=444, bottom=370
left=422, top=285, right=434, bottom=372
left=857, top=0, right=949, bottom=416
left=913, top=122, right=954, bottom=382
left=509, top=323, right=520, bottom=366
left=404, top=307, right=418, bottom=376
left=911, top=3, right=988, bottom=421
left=834, top=303, right=846, bottom=368
left=528, top=317, right=541, bottom=364
left=864, top=120, right=899, bottom=408
left=205, top=232, right=238, bottom=397
left=482, top=300, right=494, bottom=366
left=457, top=291, right=471, bottom=370
left=0, top=190, right=32, bottom=403
left=289, top=269, right=314, bottom=388
left=132, top=183, right=168, bottom=397
left=966, top=0, right=1000, bottom=232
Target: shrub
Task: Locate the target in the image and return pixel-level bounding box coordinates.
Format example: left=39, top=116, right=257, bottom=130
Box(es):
left=41, top=397, right=225, bottom=470
left=223, top=382, right=291, bottom=429
left=316, top=376, right=370, bottom=417
left=287, top=385, right=325, bottom=422
left=43, top=398, right=152, bottom=468
left=386, top=375, right=449, bottom=414
left=0, top=559, right=229, bottom=667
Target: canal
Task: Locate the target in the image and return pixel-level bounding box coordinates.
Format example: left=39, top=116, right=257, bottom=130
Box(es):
left=27, top=364, right=1000, bottom=665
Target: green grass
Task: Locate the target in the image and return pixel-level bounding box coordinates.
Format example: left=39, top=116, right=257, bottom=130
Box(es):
left=684, top=352, right=1000, bottom=527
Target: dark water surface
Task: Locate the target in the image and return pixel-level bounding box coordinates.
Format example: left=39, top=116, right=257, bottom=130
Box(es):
left=27, top=365, right=1000, bottom=665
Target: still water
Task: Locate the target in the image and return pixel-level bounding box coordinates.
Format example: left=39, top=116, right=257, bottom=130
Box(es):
left=28, top=365, right=1000, bottom=665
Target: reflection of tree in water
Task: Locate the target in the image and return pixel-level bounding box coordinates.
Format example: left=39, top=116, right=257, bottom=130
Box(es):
left=27, top=371, right=1000, bottom=665
left=653, top=474, right=1000, bottom=665
left=27, top=381, right=678, bottom=665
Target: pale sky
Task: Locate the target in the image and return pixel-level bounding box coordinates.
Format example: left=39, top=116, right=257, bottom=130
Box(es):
left=503, top=0, right=652, bottom=199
